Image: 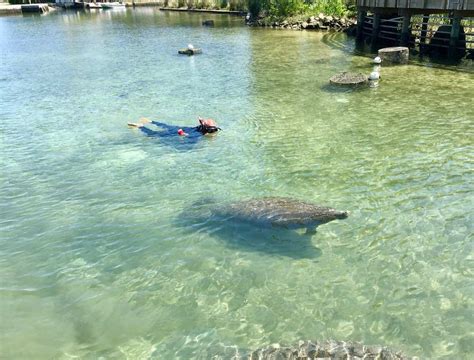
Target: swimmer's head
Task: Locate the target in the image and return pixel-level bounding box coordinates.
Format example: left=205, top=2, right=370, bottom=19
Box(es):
left=198, top=117, right=221, bottom=135
left=199, top=117, right=216, bottom=126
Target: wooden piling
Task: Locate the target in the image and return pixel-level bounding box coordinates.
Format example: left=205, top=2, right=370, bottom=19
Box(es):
left=356, top=9, right=367, bottom=42
left=371, top=13, right=381, bottom=51
left=400, top=13, right=411, bottom=46
left=448, top=15, right=462, bottom=59
left=420, top=14, right=430, bottom=44
left=378, top=47, right=409, bottom=64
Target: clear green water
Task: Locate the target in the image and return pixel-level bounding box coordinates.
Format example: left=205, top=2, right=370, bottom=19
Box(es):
left=1, top=8, right=473, bottom=359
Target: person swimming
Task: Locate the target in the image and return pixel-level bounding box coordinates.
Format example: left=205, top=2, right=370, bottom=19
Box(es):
left=127, top=117, right=221, bottom=138
left=195, top=117, right=221, bottom=135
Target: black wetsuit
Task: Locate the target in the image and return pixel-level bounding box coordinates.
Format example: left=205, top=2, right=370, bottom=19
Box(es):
left=138, top=121, right=219, bottom=149
left=139, top=121, right=203, bottom=140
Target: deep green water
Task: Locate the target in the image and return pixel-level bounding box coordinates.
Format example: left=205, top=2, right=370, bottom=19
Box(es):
left=1, top=8, right=473, bottom=359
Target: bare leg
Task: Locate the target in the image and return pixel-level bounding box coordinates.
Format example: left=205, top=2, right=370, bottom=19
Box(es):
left=128, top=118, right=151, bottom=128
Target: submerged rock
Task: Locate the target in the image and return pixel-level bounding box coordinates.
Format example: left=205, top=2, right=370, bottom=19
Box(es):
left=202, top=19, right=214, bottom=26
left=178, top=48, right=202, bottom=55
left=234, top=340, right=409, bottom=359
left=329, top=72, right=368, bottom=86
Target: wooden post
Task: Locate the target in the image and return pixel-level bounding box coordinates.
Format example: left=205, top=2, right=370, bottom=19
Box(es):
left=400, top=13, right=411, bottom=46
left=420, top=14, right=430, bottom=44
left=356, top=8, right=367, bottom=43
left=371, top=12, right=381, bottom=51
left=448, top=15, right=461, bottom=59
left=378, top=46, right=409, bottom=64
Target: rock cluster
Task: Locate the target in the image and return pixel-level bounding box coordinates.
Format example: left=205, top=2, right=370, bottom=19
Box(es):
left=245, top=340, right=409, bottom=360
left=247, top=13, right=356, bottom=33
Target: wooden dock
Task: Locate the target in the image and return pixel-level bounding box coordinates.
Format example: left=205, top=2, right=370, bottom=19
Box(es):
left=21, top=3, right=50, bottom=13
left=357, top=1, right=474, bottom=14
left=0, top=3, right=22, bottom=15
left=356, top=0, right=474, bottom=59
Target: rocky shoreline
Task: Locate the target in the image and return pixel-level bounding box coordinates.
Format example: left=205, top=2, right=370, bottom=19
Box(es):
left=214, top=340, right=411, bottom=359
left=247, top=13, right=357, bottom=34
left=247, top=340, right=409, bottom=359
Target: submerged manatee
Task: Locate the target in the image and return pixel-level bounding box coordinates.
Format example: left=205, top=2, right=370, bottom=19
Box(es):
left=214, top=197, right=348, bottom=232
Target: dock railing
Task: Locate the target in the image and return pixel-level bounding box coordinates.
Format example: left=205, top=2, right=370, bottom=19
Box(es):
left=357, top=0, right=474, bottom=12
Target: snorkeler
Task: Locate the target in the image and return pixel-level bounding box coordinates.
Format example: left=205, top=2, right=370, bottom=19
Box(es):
left=127, top=117, right=221, bottom=139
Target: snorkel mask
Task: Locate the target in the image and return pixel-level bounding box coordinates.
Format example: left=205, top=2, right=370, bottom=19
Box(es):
left=202, top=125, right=220, bottom=133
left=198, top=119, right=221, bottom=134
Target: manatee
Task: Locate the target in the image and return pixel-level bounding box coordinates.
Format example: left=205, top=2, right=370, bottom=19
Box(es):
left=213, top=197, right=348, bottom=232
left=178, top=197, right=347, bottom=258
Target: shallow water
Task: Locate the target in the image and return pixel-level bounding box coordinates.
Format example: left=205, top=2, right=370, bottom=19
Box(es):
left=1, top=8, right=473, bottom=359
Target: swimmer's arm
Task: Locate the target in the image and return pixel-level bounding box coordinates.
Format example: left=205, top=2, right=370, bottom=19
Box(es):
left=149, top=120, right=168, bottom=127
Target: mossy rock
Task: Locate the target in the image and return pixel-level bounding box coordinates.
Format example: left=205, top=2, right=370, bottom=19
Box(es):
left=329, top=72, right=368, bottom=86
left=202, top=20, right=214, bottom=26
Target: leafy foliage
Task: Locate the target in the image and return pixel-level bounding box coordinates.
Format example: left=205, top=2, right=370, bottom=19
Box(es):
left=306, top=0, right=347, bottom=16
left=247, top=0, right=354, bottom=18
left=270, top=0, right=306, bottom=17
left=228, top=0, right=246, bottom=10
left=156, top=0, right=354, bottom=16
